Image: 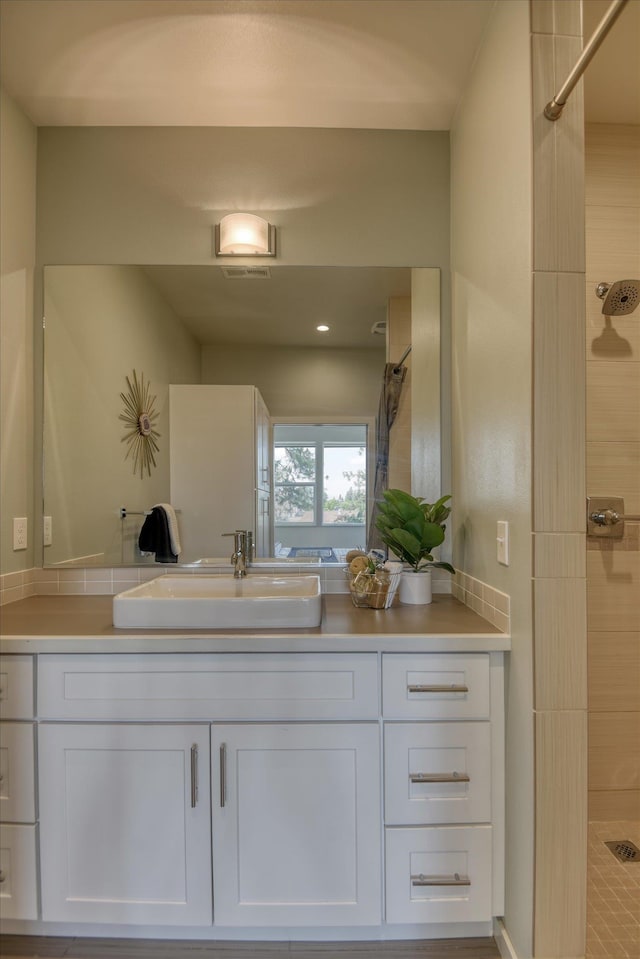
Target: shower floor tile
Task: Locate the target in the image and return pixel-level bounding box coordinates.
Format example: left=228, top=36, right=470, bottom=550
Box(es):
left=587, top=820, right=640, bottom=959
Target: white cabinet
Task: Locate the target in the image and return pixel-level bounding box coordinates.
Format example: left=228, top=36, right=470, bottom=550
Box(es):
left=38, top=723, right=212, bottom=925
left=0, top=722, right=36, bottom=823
left=211, top=723, right=381, bottom=927
left=0, top=655, right=37, bottom=921
left=385, top=826, right=493, bottom=924
left=170, top=384, right=272, bottom=559
left=0, top=823, right=38, bottom=920
left=382, top=653, right=503, bottom=926
left=24, top=647, right=503, bottom=938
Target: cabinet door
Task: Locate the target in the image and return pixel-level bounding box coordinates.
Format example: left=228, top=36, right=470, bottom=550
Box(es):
left=39, top=723, right=212, bottom=925
left=211, top=723, right=381, bottom=927
left=255, top=391, right=271, bottom=492
left=255, top=488, right=272, bottom=557
left=0, top=823, right=37, bottom=920
left=0, top=722, right=36, bottom=823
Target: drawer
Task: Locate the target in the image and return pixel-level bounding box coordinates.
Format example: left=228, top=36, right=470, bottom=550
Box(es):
left=0, top=822, right=38, bottom=920
left=0, top=656, right=34, bottom=720
left=382, top=654, right=490, bottom=719
left=0, top=723, right=36, bottom=823
left=38, top=653, right=379, bottom=720
left=385, top=825, right=492, bottom=924
left=384, top=722, right=491, bottom=825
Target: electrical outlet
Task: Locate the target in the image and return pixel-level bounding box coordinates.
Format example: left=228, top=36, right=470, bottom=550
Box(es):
left=496, top=520, right=509, bottom=566
left=13, top=517, right=28, bottom=551
left=43, top=515, right=53, bottom=547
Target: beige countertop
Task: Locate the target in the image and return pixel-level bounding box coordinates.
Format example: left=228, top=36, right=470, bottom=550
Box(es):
left=0, top=593, right=509, bottom=654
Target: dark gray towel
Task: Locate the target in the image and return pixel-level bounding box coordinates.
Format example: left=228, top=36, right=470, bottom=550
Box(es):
left=138, top=506, right=178, bottom=563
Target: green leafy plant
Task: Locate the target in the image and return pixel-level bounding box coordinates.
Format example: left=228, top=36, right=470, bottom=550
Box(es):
left=375, top=488, right=455, bottom=574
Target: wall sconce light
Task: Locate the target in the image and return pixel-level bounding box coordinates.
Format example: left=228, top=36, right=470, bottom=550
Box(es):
left=214, top=213, right=276, bottom=257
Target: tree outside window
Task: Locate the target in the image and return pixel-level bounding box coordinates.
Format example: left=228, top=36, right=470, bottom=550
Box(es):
left=275, top=443, right=366, bottom=526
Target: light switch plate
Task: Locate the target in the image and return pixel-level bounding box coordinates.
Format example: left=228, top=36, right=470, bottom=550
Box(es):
left=497, top=520, right=509, bottom=566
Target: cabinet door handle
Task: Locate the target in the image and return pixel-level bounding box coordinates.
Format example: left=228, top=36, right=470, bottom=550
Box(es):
left=0, top=870, right=5, bottom=883
left=190, top=744, right=198, bottom=808
left=407, top=684, right=469, bottom=694
left=411, top=872, right=471, bottom=887
left=409, top=771, right=470, bottom=783
left=220, top=743, right=227, bottom=808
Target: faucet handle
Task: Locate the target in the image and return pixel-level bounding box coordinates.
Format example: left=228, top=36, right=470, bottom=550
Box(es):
left=222, top=530, right=248, bottom=551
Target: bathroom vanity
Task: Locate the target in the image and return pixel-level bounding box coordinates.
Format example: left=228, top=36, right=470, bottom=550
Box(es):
left=0, top=593, right=509, bottom=942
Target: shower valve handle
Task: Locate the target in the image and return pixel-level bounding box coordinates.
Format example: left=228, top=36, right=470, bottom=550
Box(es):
left=590, top=509, right=640, bottom=527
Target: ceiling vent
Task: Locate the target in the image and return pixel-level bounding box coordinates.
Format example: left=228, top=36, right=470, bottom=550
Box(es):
left=221, top=266, right=271, bottom=280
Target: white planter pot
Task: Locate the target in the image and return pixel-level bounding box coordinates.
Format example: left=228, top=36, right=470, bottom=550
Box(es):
left=398, top=569, right=432, bottom=605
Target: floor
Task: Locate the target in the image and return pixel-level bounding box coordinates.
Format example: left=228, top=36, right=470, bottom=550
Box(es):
left=0, top=938, right=501, bottom=959
left=586, top=820, right=640, bottom=958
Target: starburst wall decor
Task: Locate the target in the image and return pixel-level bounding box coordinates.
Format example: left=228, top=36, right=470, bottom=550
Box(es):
left=119, top=370, right=161, bottom=478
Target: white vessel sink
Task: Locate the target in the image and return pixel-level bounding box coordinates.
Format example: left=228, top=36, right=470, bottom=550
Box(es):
left=113, top=574, right=322, bottom=629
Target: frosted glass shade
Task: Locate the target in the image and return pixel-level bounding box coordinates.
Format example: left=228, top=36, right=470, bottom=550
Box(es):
left=216, top=214, right=275, bottom=256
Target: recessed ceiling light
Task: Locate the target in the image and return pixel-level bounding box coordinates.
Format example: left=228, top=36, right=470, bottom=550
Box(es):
left=316, top=324, right=330, bottom=332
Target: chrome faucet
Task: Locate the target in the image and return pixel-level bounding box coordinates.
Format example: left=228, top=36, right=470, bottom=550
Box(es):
left=222, top=530, right=251, bottom=577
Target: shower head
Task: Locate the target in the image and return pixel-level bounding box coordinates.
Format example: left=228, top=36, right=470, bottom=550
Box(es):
left=596, top=279, right=640, bottom=316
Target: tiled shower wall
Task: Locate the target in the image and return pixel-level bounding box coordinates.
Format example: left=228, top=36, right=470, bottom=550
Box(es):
left=585, top=122, right=640, bottom=822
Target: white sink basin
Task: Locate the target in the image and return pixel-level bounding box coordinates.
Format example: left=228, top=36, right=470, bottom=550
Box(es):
left=113, top=574, right=322, bottom=629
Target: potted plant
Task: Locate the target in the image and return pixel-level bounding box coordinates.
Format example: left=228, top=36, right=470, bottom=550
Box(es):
left=375, top=488, right=455, bottom=604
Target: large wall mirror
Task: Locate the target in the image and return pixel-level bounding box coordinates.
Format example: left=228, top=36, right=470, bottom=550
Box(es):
left=43, top=265, right=440, bottom=567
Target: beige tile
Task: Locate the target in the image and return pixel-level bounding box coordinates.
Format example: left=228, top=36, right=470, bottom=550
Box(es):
left=535, top=709, right=588, bottom=958
left=533, top=271, right=586, bottom=531
left=589, top=711, right=640, bottom=791
left=589, top=631, right=640, bottom=712
left=530, top=0, right=556, bottom=33
left=587, top=442, right=640, bottom=516
left=554, top=35, right=585, bottom=273
left=585, top=206, right=640, bottom=278
left=587, top=550, right=640, bottom=631
left=587, top=361, right=640, bottom=444
left=586, top=123, right=640, bottom=209
left=57, top=569, right=85, bottom=583
left=532, top=34, right=558, bottom=273
left=553, top=0, right=581, bottom=36
left=534, top=578, right=587, bottom=709
left=534, top=532, right=586, bottom=577
left=589, top=789, right=640, bottom=816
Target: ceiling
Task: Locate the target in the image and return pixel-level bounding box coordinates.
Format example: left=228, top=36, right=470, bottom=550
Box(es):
left=0, top=0, right=494, bottom=129
left=1, top=0, right=638, bottom=129
left=6, top=1, right=639, bottom=350
left=139, top=264, right=410, bottom=348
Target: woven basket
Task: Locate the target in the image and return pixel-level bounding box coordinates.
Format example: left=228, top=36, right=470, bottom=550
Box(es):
left=346, top=567, right=401, bottom=609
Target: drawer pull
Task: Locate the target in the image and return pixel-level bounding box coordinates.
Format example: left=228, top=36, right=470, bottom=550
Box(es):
left=0, top=870, right=5, bottom=883
left=409, top=771, right=470, bottom=784
left=407, top=684, right=469, bottom=694
left=190, top=744, right=198, bottom=808
left=411, top=872, right=471, bottom=887
left=220, top=743, right=227, bottom=808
